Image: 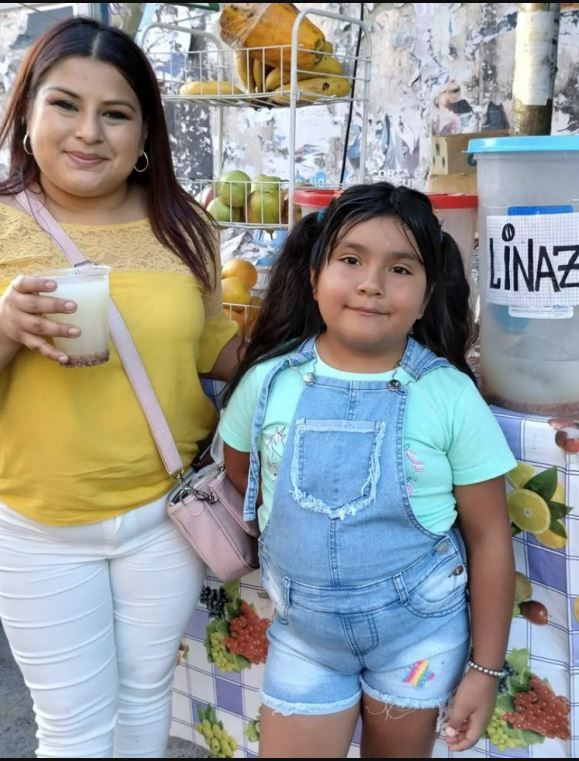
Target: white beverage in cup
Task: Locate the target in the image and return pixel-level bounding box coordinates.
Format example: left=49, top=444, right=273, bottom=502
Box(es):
left=41, top=265, right=111, bottom=367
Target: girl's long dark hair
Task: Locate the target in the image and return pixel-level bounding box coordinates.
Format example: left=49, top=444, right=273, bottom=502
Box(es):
left=0, top=16, right=215, bottom=287
left=224, top=181, right=475, bottom=402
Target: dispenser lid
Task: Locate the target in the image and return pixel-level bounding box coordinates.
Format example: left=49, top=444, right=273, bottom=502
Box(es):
left=468, top=135, right=579, bottom=154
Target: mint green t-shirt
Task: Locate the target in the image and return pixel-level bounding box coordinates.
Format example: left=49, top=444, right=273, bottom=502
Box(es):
left=219, top=348, right=516, bottom=533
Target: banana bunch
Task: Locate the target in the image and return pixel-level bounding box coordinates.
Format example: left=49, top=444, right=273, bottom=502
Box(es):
left=178, top=39, right=351, bottom=105
left=269, top=74, right=351, bottom=106
left=233, top=50, right=263, bottom=94
left=264, top=51, right=349, bottom=104
left=178, top=80, right=243, bottom=97
left=233, top=42, right=351, bottom=105
left=264, top=51, right=343, bottom=90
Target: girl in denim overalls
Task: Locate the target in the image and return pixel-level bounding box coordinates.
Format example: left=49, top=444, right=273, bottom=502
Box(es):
left=220, top=183, right=516, bottom=757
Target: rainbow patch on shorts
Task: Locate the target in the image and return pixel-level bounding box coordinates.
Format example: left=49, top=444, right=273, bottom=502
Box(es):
left=403, top=659, right=435, bottom=688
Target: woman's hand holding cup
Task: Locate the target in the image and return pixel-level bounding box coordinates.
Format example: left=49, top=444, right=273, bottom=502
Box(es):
left=0, top=275, right=78, bottom=364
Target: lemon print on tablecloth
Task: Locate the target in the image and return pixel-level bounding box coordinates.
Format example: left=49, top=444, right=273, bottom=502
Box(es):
left=507, top=489, right=551, bottom=534
left=574, top=597, right=579, bottom=622
left=552, top=481, right=565, bottom=503
left=534, top=524, right=567, bottom=549
left=506, top=462, right=535, bottom=490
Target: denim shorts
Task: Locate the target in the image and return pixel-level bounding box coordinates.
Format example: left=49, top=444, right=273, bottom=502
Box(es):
left=260, top=535, right=470, bottom=715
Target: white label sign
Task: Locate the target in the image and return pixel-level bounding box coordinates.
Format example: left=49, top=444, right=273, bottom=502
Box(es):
left=485, top=213, right=579, bottom=314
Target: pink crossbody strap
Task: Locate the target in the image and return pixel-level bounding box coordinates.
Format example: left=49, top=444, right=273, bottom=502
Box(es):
left=15, top=190, right=185, bottom=477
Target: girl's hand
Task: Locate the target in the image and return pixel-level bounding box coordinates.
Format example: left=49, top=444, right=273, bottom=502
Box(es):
left=440, top=669, right=499, bottom=751
left=0, top=275, right=78, bottom=364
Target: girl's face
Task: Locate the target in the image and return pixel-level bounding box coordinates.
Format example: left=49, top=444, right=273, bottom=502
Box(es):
left=26, top=56, right=147, bottom=202
left=312, top=215, right=428, bottom=371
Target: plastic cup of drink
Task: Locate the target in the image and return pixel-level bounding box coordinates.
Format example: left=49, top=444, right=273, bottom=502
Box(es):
left=41, top=265, right=111, bottom=367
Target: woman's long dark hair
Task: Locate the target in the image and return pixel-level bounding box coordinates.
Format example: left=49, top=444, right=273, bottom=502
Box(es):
left=224, top=181, right=475, bottom=402
left=0, top=16, right=214, bottom=287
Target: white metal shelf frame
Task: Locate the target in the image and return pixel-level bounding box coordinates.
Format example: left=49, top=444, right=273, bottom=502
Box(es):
left=287, top=7, right=371, bottom=226
left=142, top=6, right=372, bottom=230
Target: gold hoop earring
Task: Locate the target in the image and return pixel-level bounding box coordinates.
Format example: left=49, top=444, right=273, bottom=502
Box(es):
left=23, top=132, right=33, bottom=156
left=133, top=151, right=149, bottom=173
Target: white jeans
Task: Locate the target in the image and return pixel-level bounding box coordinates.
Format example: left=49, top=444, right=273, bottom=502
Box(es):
left=0, top=496, right=205, bottom=758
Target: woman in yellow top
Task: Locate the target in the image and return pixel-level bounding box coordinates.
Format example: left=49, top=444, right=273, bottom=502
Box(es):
left=0, top=16, right=240, bottom=758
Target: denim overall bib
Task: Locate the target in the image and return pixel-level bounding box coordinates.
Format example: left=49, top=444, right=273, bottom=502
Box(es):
left=244, top=337, right=471, bottom=714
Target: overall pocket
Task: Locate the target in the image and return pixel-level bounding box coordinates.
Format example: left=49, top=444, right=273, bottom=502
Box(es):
left=404, top=540, right=468, bottom=618
left=290, top=418, right=386, bottom=518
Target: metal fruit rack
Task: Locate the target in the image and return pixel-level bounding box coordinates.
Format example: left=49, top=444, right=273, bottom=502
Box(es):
left=177, top=176, right=293, bottom=231
left=143, top=7, right=372, bottom=230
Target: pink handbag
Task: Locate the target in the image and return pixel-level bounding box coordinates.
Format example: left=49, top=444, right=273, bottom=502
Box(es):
left=15, top=191, right=259, bottom=582
left=167, top=461, right=259, bottom=581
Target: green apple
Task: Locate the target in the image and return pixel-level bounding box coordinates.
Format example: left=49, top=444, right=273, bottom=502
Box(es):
left=250, top=174, right=282, bottom=204
left=247, top=190, right=281, bottom=225
left=207, top=197, right=241, bottom=223
left=217, top=170, right=251, bottom=209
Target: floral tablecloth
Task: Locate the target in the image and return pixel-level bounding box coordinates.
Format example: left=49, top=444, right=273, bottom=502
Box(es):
left=170, top=406, right=578, bottom=758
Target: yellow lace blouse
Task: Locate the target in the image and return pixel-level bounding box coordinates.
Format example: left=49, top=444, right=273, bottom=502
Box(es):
left=0, top=203, right=238, bottom=525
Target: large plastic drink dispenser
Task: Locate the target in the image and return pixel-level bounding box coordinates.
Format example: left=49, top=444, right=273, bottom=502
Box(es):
left=468, top=135, right=579, bottom=416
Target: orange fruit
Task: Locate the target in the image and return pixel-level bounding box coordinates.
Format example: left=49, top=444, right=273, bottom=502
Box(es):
left=221, top=276, right=251, bottom=307
left=221, top=258, right=258, bottom=289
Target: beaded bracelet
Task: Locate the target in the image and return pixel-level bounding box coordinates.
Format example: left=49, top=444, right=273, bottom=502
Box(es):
left=467, top=659, right=504, bottom=678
